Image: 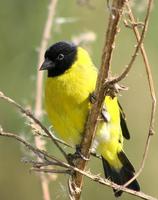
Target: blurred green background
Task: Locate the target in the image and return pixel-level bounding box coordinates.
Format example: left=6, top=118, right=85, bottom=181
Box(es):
left=0, top=0, right=158, bottom=200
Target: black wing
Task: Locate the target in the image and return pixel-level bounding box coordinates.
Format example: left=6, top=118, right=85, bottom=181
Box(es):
left=118, top=102, right=130, bottom=140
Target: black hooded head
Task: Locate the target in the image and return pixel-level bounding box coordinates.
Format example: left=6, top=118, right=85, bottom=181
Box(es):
left=40, top=41, right=77, bottom=77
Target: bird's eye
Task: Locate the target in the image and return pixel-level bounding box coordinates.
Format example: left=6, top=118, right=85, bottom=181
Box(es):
left=57, top=53, right=64, bottom=60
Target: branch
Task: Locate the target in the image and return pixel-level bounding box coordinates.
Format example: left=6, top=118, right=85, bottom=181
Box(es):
left=34, top=1, right=58, bottom=199
left=0, top=129, right=69, bottom=169
left=40, top=168, right=157, bottom=200
left=69, top=1, right=128, bottom=199
left=0, top=90, right=99, bottom=161
left=0, top=91, right=67, bottom=160
left=0, top=1, right=156, bottom=199
left=121, top=0, right=156, bottom=188
left=0, top=127, right=156, bottom=200
left=0, top=128, right=157, bottom=200
left=110, top=0, right=153, bottom=84
left=0, top=129, right=50, bottom=161
left=35, top=0, right=58, bottom=119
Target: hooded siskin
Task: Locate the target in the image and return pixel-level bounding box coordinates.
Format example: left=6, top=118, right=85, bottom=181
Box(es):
left=40, top=41, right=140, bottom=196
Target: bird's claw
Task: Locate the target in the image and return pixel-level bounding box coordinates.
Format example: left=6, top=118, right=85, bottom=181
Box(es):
left=89, top=92, right=96, bottom=104
left=67, top=145, right=89, bottom=165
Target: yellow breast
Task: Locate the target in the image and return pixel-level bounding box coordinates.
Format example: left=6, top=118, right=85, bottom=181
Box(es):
left=45, top=47, right=97, bottom=145
left=44, top=47, right=123, bottom=162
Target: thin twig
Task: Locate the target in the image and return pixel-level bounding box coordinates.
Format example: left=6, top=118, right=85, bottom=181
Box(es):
left=0, top=130, right=51, bottom=164
left=126, top=1, right=156, bottom=135
left=110, top=0, right=152, bottom=84
left=0, top=91, right=68, bottom=161
left=0, top=128, right=156, bottom=200
left=43, top=132, right=72, bottom=148
left=0, top=129, right=69, bottom=169
left=35, top=0, right=58, bottom=118
left=34, top=166, right=157, bottom=200
left=0, top=1, right=156, bottom=199
left=35, top=1, right=58, bottom=199
left=33, top=168, right=72, bottom=175
left=69, top=1, right=127, bottom=199
left=122, top=0, right=156, bottom=188
left=0, top=90, right=99, bottom=162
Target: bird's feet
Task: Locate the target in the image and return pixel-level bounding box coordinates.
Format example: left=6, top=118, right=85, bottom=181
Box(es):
left=67, top=145, right=89, bottom=165
left=89, top=92, right=96, bottom=104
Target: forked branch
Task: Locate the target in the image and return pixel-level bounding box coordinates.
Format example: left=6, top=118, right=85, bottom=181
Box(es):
left=0, top=0, right=156, bottom=200
left=69, top=1, right=128, bottom=199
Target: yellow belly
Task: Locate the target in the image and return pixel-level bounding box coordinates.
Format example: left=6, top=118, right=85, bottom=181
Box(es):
left=44, top=47, right=124, bottom=169
left=45, top=87, right=88, bottom=145
left=45, top=71, right=96, bottom=144
left=45, top=78, right=123, bottom=168
left=44, top=53, right=124, bottom=169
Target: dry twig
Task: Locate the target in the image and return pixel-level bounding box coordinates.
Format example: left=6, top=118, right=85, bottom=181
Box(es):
left=0, top=87, right=157, bottom=200
left=35, top=0, right=58, bottom=118
left=0, top=0, right=156, bottom=199
left=110, top=0, right=153, bottom=84
left=0, top=128, right=157, bottom=200
left=0, top=91, right=67, bottom=160
left=69, top=1, right=128, bottom=199
left=34, top=1, right=58, bottom=200
left=122, top=0, right=156, bottom=188
left=39, top=168, right=157, bottom=200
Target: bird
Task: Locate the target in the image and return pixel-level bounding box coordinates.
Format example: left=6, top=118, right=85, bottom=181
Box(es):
left=40, top=41, right=140, bottom=197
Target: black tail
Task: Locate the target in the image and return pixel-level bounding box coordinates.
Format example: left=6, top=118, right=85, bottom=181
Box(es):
left=102, top=151, right=140, bottom=197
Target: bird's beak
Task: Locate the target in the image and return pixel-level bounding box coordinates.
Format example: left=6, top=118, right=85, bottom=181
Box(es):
left=40, top=59, right=55, bottom=71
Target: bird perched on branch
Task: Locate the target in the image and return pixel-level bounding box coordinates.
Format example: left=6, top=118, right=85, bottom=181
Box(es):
left=40, top=41, right=140, bottom=197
